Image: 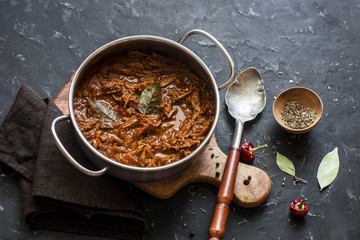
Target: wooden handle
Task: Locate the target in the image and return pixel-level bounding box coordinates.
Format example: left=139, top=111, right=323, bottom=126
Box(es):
left=209, top=147, right=241, bottom=239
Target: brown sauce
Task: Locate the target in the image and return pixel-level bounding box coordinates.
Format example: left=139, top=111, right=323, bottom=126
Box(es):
left=73, top=50, right=215, bottom=167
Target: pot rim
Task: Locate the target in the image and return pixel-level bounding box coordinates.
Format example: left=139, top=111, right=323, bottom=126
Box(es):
left=68, top=34, right=221, bottom=173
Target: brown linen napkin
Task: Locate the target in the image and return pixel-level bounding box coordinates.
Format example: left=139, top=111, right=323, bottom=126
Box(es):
left=0, top=85, right=149, bottom=239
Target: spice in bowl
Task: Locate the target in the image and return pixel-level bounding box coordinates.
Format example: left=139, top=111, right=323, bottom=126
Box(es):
left=272, top=87, right=323, bottom=134
left=281, top=100, right=316, bottom=129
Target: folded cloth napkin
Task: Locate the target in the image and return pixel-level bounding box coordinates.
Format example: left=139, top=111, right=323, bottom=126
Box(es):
left=0, top=85, right=149, bottom=239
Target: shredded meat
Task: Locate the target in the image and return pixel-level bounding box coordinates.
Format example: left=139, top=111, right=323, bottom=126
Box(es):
left=74, top=50, right=215, bottom=167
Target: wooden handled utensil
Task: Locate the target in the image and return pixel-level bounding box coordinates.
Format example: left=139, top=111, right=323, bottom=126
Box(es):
left=209, top=68, right=266, bottom=239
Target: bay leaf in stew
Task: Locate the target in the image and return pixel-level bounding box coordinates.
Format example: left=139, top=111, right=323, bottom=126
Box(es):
left=138, top=82, right=162, bottom=115
left=87, top=97, right=119, bottom=121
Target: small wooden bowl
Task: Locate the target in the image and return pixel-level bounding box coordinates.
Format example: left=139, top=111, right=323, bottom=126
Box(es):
left=272, top=87, right=323, bottom=134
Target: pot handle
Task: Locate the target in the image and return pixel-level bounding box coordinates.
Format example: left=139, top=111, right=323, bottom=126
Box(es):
left=178, top=29, right=236, bottom=91
left=51, top=115, right=108, bottom=177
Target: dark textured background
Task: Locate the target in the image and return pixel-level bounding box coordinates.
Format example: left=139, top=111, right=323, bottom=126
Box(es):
left=1, top=0, right=359, bottom=239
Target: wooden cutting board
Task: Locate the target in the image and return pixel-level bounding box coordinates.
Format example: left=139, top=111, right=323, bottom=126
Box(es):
left=54, top=80, right=271, bottom=208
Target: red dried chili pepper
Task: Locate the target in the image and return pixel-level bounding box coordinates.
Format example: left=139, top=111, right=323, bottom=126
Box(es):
left=240, top=142, right=267, bottom=164
left=290, top=199, right=309, bottom=217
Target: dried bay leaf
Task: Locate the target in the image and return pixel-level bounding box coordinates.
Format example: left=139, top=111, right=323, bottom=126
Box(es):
left=276, top=152, right=296, bottom=176
left=276, top=152, right=307, bottom=183
left=138, top=82, right=162, bottom=115
left=87, top=97, right=119, bottom=121
left=317, top=147, right=339, bottom=191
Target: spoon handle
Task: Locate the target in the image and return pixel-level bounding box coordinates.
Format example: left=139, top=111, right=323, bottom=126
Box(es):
left=209, top=147, right=241, bottom=239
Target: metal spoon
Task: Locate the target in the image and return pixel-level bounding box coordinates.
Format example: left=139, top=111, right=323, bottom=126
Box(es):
left=209, top=67, right=266, bottom=240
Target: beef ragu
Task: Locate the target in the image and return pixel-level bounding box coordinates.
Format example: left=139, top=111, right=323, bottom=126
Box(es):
left=74, top=50, right=215, bottom=167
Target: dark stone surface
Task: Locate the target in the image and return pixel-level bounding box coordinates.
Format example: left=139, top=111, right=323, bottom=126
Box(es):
left=1, top=0, right=359, bottom=239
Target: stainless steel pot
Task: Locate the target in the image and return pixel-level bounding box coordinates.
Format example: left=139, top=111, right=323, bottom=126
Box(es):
left=51, top=29, right=235, bottom=182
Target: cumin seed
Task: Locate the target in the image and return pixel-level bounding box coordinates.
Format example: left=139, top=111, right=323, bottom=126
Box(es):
left=281, top=100, right=316, bottom=129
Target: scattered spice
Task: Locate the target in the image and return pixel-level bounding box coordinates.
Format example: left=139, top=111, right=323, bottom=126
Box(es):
left=281, top=100, right=316, bottom=129
left=215, top=171, right=220, bottom=178
left=200, top=208, right=206, bottom=213
left=238, top=219, right=249, bottom=225
left=216, top=162, right=220, bottom=168
left=211, top=153, right=215, bottom=158
left=190, top=231, right=195, bottom=237
left=183, top=223, right=187, bottom=228
left=187, top=185, right=195, bottom=193
left=282, top=177, right=286, bottom=187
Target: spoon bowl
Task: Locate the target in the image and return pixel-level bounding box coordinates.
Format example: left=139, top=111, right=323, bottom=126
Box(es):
left=226, top=67, right=266, bottom=123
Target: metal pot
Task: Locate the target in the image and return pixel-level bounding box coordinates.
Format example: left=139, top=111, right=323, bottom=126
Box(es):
left=51, top=29, right=235, bottom=182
